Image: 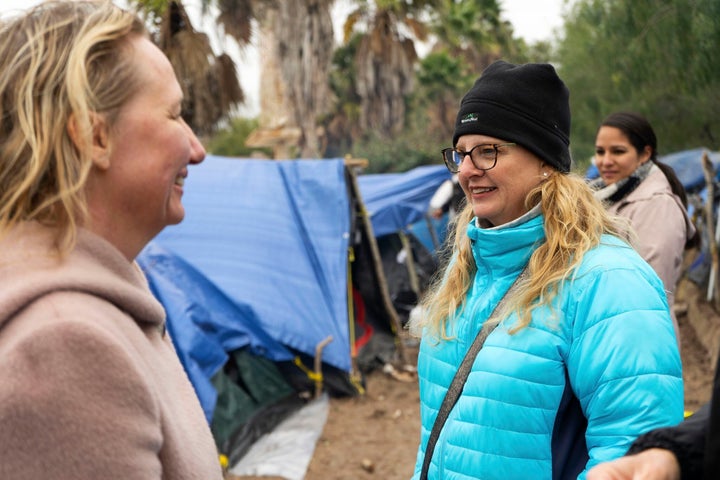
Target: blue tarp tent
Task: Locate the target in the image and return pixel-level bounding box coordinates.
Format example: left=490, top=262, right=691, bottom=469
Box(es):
left=141, top=156, right=351, bottom=372
left=358, top=165, right=451, bottom=237
left=138, top=243, right=294, bottom=422
left=137, top=156, right=449, bottom=427
left=660, top=148, right=720, bottom=192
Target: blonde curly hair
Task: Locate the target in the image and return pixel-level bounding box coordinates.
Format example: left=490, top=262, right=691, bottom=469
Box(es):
left=414, top=170, right=630, bottom=340
left=0, top=1, right=146, bottom=255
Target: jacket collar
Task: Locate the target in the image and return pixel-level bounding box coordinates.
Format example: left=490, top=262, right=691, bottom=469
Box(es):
left=467, top=205, right=545, bottom=276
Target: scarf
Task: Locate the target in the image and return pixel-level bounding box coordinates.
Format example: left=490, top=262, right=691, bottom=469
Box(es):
left=589, top=161, right=655, bottom=205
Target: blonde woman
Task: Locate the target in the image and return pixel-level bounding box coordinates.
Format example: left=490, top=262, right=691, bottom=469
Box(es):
left=0, top=2, right=221, bottom=478
left=411, top=61, right=683, bottom=480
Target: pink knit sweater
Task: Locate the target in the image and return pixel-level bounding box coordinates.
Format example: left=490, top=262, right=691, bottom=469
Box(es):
left=0, top=222, right=222, bottom=479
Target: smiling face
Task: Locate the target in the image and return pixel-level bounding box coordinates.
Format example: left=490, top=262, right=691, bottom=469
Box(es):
left=84, top=35, right=205, bottom=259
left=594, top=126, right=650, bottom=185
left=456, top=134, right=546, bottom=226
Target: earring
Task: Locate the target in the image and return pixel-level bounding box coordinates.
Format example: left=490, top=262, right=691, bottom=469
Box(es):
left=542, top=171, right=548, bottom=177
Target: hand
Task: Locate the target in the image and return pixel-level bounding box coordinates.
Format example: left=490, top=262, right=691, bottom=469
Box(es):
left=586, top=449, right=681, bottom=480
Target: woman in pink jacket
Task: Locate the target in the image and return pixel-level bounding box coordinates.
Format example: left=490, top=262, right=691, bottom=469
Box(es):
left=591, top=111, right=697, bottom=344
left=0, top=2, right=222, bottom=478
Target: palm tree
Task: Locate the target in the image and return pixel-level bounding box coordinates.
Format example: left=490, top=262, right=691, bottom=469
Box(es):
left=343, top=0, right=438, bottom=138
left=430, top=0, right=518, bottom=76
left=407, top=0, right=524, bottom=143
left=248, top=0, right=336, bottom=158
left=127, top=0, right=244, bottom=136
left=194, top=0, right=335, bottom=159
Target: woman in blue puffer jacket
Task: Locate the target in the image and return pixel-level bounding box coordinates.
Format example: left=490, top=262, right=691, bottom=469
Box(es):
left=410, top=60, right=683, bottom=480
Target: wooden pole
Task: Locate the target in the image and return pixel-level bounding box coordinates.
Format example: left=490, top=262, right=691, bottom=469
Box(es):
left=398, top=230, right=421, bottom=297
left=701, top=151, right=718, bottom=303
left=424, top=214, right=441, bottom=252
left=314, top=335, right=334, bottom=399
left=345, top=166, right=409, bottom=365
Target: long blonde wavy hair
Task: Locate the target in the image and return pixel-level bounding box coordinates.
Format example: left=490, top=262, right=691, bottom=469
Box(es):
left=414, top=170, right=629, bottom=340
left=0, top=1, right=146, bottom=255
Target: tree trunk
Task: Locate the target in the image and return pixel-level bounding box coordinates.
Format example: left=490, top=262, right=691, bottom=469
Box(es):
left=354, top=10, right=416, bottom=137
left=254, top=0, right=335, bottom=158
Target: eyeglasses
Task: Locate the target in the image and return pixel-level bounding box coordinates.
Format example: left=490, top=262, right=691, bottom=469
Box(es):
left=441, top=143, right=517, bottom=173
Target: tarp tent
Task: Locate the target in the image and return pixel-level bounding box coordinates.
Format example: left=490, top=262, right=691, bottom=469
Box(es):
left=146, top=157, right=353, bottom=370
left=356, top=165, right=451, bottom=323
left=137, top=156, right=449, bottom=463
left=138, top=244, right=301, bottom=463
left=660, top=148, right=720, bottom=193
left=358, top=165, right=451, bottom=237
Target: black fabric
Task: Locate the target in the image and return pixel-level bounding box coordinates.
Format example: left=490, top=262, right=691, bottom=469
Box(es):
left=210, top=350, right=302, bottom=457
left=374, top=232, right=438, bottom=326
left=627, top=404, right=708, bottom=479
left=449, top=179, right=466, bottom=214
left=551, top=370, right=588, bottom=480
left=222, top=393, right=307, bottom=467
left=626, top=347, right=720, bottom=479
left=453, top=60, right=571, bottom=173
left=704, top=354, right=720, bottom=478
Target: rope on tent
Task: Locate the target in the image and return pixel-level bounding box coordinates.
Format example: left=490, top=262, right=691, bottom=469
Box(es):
left=293, top=357, right=323, bottom=382
left=292, top=337, right=338, bottom=399
left=347, top=247, right=357, bottom=358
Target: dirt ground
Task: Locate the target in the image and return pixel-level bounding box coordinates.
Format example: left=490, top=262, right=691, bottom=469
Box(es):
left=233, top=280, right=717, bottom=480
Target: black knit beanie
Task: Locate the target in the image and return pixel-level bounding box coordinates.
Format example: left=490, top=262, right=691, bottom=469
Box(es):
left=453, top=60, right=572, bottom=173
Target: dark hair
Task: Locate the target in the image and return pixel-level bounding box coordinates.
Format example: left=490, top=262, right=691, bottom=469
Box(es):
left=600, top=111, right=699, bottom=248
left=600, top=112, right=686, bottom=203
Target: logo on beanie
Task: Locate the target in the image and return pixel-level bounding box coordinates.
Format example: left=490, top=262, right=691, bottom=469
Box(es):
left=460, top=113, right=478, bottom=124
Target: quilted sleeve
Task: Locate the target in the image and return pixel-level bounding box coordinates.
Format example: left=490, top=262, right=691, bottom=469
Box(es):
left=565, top=262, right=684, bottom=478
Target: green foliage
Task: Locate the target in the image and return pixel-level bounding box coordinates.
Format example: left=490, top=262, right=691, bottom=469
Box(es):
left=558, top=0, right=720, bottom=169
left=415, top=51, right=473, bottom=98
left=351, top=129, right=440, bottom=173
left=125, top=0, right=167, bottom=27
left=205, top=117, right=272, bottom=158
left=512, top=39, right=554, bottom=64
left=347, top=0, right=535, bottom=173
left=351, top=51, right=471, bottom=173
left=329, top=34, right=362, bottom=105
left=430, top=0, right=511, bottom=70
left=141, top=0, right=716, bottom=177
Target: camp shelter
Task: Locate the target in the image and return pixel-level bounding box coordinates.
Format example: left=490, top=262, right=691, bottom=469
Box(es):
left=137, top=155, right=448, bottom=464
left=138, top=243, right=301, bottom=464
left=358, top=165, right=451, bottom=238
left=357, top=165, right=452, bottom=324
left=660, top=148, right=720, bottom=193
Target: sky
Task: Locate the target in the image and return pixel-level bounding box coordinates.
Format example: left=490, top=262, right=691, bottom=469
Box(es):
left=0, top=0, right=567, bottom=116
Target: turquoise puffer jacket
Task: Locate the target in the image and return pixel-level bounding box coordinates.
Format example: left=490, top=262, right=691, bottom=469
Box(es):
left=412, top=213, right=683, bottom=480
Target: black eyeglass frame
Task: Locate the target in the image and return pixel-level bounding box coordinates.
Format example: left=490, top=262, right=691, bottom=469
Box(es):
left=441, top=143, right=517, bottom=173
